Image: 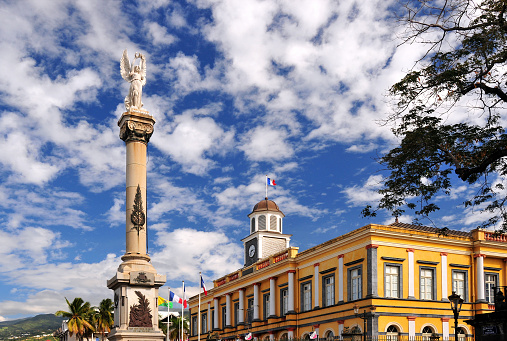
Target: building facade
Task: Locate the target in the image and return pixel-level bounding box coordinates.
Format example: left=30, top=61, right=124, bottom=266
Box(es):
left=188, top=198, right=507, bottom=340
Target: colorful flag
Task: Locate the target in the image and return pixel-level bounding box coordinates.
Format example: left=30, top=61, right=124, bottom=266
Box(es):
left=183, top=283, right=188, bottom=308
left=310, top=332, right=317, bottom=340
left=267, top=177, right=277, bottom=186
left=245, top=333, right=252, bottom=340
left=169, top=290, right=185, bottom=306
left=201, top=276, right=208, bottom=296
left=158, top=296, right=173, bottom=308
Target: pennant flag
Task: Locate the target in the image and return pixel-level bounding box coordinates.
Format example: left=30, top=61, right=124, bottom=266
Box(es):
left=245, top=333, right=252, bottom=340
left=158, top=296, right=173, bottom=308
left=169, top=290, right=185, bottom=306
left=309, top=332, right=318, bottom=340
left=267, top=178, right=277, bottom=186
left=183, top=283, right=188, bottom=308
left=201, top=276, right=208, bottom=296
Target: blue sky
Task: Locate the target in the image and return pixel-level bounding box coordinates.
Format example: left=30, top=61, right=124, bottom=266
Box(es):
left=0, top=0, right=487, bottom=320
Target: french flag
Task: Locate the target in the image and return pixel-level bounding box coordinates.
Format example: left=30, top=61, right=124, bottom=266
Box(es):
left=267, top=177, right=276, bottom=186
left=201, top=276, right=208, bottom=296
left=169, top=290, right=187, bottom=308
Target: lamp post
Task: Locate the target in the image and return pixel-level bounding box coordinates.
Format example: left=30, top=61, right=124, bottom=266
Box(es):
left=448, top=291, right=463, bottom=341
left=354, top=305, right=376, bottom=341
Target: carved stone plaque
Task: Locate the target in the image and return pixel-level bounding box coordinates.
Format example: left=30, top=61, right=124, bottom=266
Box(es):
left=130, top=271, right=155, bottom=286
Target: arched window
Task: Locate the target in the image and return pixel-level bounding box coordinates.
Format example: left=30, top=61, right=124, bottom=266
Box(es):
left=457, top=327, right=466, bottom=341
left=386, top=325, right=399, bottom=341
left=422, top=326, right=434, bottom=341
left=263, top=335, right=270, bottom=341
left=251, top=218, right=255, bottom=233
left=279, top=333, right=288, bottom=341
left=270, top=215, right=277, bottom=230
left=258, top=215, right=266, bottom=230
left=325, top=330, right=334, bottom=340
left=303, top=334, right=311, bottom=341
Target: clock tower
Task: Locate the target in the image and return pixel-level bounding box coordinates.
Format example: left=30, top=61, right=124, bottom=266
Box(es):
left=242, top=197, right=291, bottom=266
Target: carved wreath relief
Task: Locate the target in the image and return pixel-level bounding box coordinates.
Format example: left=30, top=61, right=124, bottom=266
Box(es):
left=128, top=291, right=153, bottom=327
left=131, top=185, right=145, bottom=235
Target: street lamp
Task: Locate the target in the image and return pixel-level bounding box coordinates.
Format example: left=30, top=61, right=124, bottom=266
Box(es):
left=354, top=304, right=376, bottom=341
left=448, top=291, right=463, bottom=341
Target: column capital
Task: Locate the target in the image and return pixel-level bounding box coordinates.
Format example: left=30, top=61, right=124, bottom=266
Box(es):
left=440, top=252, right=448, bottom=256
left=287, top=270, right=296, bottom=274
left=253, top=282, right=261, bottom=286
left=338, top=254, right=345, bottom=258
left=337, top=320, right=344, bottom=325
left=226, top=292, right=232, bottom=296
left=313, top=324, right=320, bottom=328
left=269, top=277, right=277, bottom=280
left=441, top=318, right=450, bottom=322
left=366, top=244, right=378, bottom=249
left=314, top=263, right=320, bottom=267
left=407, top=316, right=416, bottom=321
left=238, top=288, right=245, bottom=292
left=287, top=328, right=295, bottom=332
left=406, top=248, right=415, bottom=252
left=474, top=253, right=486, bottom=258
left=118, top=111, right=155, bottom=144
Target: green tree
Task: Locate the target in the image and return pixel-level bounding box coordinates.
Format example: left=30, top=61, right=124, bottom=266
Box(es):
left=168, top=315, right=189, bottom=341
left=94, top=298, right=114, bottom=341
left=364, top=0, right=507, bottom=230
left=55, top=298, right=95, bottom=341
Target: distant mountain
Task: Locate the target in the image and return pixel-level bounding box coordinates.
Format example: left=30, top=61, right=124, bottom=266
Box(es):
left=0, top=314, right=64, bottom=340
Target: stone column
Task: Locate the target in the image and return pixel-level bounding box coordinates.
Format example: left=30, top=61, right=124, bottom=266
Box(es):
left=287, top=328, right=294, bottom=339
left=338, top=254, right=344, bottom=302
left=366, top=245, right=378, bottom=298
left=269, top=277, right=276, bottom=317
left=207, top=302, right=211, bottom=332
left=269, top=332, right=274, bottom=341
left=475, top=254, right=486, bottom=302
left=213, top=298, right=219, bottom=330
left=408, top=316, right=416, bottom=338
left=313, top=324, right=320, bottom=338
left=253, top=283, right=260, bottom=320
left=238, top=289, right=245, bottom=325
left=287, top=271, right=295, bottom=314
left=407, top=249, right=415, bottom=299
left=226, top=294, right=231, bottom=327
left=442, top=317, right=450, bottom=339
left=314, top=263, right=320, bottom=308
left=118, top=111, right=155, bottom=263
left=441, top=252, right=448, bottom=301
left=338, top=320, right=344, bottom=340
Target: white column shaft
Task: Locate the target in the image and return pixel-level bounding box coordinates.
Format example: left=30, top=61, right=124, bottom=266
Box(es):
left=213, top=298, right=219, bottom=329
left=238, top=290, right=245, bottom=324
left=314, top=264, right=319, bottom=308
left=288, top=272, right=295, bottom=312
left=269, top=278, right=276, bottom=317
left=226, top=294, right=231, bottom=326
left=441, top=253, right=448, bottom=300
left=253, top=284, right=260, bottom=320
left=338, top=256, right=344, bottom=302
left=476, top=255, right=486, bottom=301
left=408, top=250, right=415, bottom=298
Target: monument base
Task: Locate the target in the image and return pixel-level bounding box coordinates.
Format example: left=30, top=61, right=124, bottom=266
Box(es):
left=108, top=328, right=166, bottom=341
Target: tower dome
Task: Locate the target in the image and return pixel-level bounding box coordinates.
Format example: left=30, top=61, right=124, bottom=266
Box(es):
left=250, top=197, right=285, bottom=216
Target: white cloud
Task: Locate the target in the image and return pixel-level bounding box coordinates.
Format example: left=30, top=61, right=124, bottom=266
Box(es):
left=152, top=109, right=235, bottom=175
left=151, top=228, right=243, bottom=281
left=239, top=126, right=294, bottom=162
left=342, top=174, right=384, bottom=206
left=146, top=22, right=177, bottom=45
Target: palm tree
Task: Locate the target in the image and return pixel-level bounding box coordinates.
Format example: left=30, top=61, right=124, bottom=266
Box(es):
left=168, top=315, right=189, bottom=341
left=55, top=297, right=95, bottom=341
left=94, top=298, right=114, bottom=341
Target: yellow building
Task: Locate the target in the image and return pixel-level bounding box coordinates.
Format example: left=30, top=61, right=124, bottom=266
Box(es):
left=188, top=198, right=507, bottom=340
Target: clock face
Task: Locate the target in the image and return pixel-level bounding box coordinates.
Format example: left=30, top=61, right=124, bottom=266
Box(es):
left=249, top=244, right=256, bottom=258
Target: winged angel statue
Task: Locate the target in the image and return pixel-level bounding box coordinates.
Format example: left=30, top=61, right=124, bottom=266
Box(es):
left=120, top=49, right=146, bottom=111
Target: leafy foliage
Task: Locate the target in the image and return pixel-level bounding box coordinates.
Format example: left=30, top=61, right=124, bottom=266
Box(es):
left=94, top=298, right=114, bottom=341
left=55, top=297, right=95, bottom=341
left=365, top=0, right=507, bottom=230
left=168, top=315, right=189, bottom=340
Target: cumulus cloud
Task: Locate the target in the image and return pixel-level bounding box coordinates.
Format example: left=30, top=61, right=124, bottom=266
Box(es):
left=342, top=174, right=384, bottom=206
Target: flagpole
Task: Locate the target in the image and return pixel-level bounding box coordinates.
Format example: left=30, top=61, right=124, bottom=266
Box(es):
left=198, top=272, right=201, bottom=341
left=182, top=281, right=185, bottom=341
left=265, top=175, right=268, bottom=198
left=167, top=286, right=170, bottom=341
